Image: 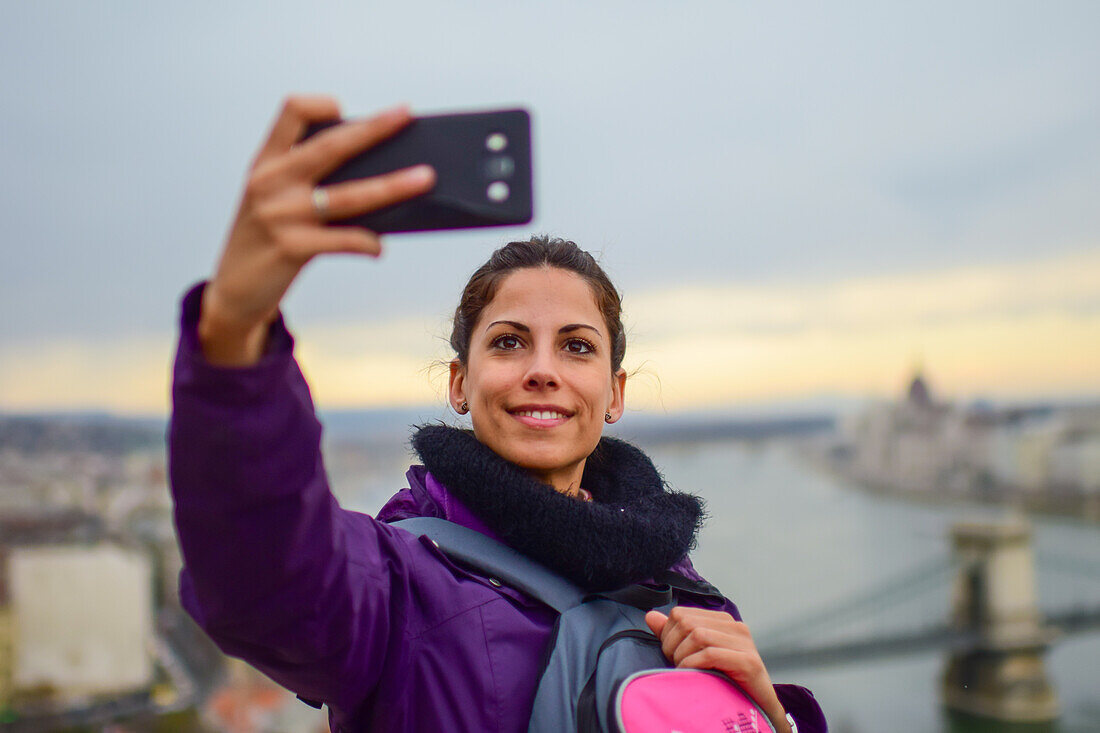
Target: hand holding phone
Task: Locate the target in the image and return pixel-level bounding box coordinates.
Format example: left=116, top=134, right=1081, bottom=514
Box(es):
left=199, top=100, right=534, bottom=367
left=199, top=98, right=437, bottom=367
left=303, top=108, right=534, bottom=234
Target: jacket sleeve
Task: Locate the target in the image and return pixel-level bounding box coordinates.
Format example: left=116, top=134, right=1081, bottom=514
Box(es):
left=774, top=684, right=827, bottom=732
left=168, top=282, right=412, bottom=715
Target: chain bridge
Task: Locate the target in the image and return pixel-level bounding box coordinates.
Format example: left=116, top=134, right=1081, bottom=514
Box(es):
left=756, top=519, right=1100, bottom=722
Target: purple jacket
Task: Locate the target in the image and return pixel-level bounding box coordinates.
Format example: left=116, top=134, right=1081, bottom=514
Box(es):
left=169, top=284, right=826, bottom=732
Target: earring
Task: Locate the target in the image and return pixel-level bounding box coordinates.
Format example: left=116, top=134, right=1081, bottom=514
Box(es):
left=458, top=401, right=469, bottom=414
left=604, top=412, right=612, bottom=422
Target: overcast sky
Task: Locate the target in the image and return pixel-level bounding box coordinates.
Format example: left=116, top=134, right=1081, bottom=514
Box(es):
left=1, top=1, right=1098, bottom=414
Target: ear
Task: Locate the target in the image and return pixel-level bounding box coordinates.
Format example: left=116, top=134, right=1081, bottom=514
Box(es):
left=605, top=368, right=627, bottom=423
left=448, top=359, right=467, bottom=411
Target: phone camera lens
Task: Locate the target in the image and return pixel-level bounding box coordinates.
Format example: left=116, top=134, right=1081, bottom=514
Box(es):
left=485, top=132, right=508, bottom=152
left=487, top=181, right=510, bottom=203
left=484, top=155, right=515, bottom=179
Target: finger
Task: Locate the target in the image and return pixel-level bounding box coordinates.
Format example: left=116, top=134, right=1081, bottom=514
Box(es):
left=665, top=607, right=744, bottom=639
left=255, top=95, right=343, bottom=164
left=671, top=627, right=743, bottom=666
left=281, top=105, right=414, bottom=181
left=678, top=646, right=770, bottom=695
left=678, top=646, right=750, bottom=673
left=310, top=227, right=383, bottom=257
left=659, top=617, right=690, bottom=661
left=257, top=165, right=436, bottom=223
left=315, top=164, right=435, bottom=220
left=659, top=608, right=744, bottom=663
left=275, top=225, right=383, bottom=261
left=644, top=610, right=668, bottom=637
left=657, top=607, right=705, bottom=659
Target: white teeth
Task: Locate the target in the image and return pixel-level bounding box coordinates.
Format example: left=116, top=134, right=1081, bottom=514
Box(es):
left=517, top=410, right=565, bottom=420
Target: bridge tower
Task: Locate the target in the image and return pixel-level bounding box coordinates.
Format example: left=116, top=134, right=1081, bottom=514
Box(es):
left=941, top=518, right=1058, bottom=723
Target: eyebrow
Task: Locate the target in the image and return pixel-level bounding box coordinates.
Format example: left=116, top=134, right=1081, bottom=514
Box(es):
left=486, top=320, right=603, bottom=337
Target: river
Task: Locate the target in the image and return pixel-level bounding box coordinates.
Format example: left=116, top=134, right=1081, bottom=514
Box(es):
left=336, top=436, right=1100, bottom=733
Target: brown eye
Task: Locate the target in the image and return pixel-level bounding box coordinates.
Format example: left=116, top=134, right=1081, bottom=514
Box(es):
left=492, top=334, right=522, bottom=350
left=565, top=338, right=594, bottom=354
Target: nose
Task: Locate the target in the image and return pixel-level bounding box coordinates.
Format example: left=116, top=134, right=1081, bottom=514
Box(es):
left=523, top=345, right=559, bottom=390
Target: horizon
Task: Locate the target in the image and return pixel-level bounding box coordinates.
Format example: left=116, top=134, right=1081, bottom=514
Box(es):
left=3, top=381, right=1098, bottom=424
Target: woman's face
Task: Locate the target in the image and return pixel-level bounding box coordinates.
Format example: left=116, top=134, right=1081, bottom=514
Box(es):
left=449, top=267, right=626, bottom=494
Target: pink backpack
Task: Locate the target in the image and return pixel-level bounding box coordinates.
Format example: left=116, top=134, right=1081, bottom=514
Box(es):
left=613, top=669, right=777, bottom=733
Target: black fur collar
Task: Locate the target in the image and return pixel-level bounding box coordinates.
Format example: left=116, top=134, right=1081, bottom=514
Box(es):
left=410, top=425, right=704, bottom=591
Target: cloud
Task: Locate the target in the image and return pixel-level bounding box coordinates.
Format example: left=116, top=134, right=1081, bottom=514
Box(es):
left=293, top=316, right=454, bottom=409
left=628, top=248, right=1100, bottom=337
left=0, top=335, right=173, bottom=415
left=622, top=248, right=1100, bottom=409
left=1, top=249, right=1097, bottom=414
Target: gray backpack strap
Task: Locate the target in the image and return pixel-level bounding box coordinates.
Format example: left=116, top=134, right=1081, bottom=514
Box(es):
left=392, top=517, right=585, bottom=613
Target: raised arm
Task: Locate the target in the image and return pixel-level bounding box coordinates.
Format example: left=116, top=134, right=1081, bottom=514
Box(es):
left=169, top=97, right=435, bottom=711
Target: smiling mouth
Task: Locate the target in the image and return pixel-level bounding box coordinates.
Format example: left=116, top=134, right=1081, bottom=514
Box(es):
left=512, top=409, right=570, bottom=420
left=508, top=408, right=573, bottom=426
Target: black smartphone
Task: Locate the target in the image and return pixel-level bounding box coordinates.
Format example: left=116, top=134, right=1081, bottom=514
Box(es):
left=303, top=108, right=533, bottom=234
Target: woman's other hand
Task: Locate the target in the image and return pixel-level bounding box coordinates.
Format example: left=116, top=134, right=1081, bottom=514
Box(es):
left=645, top=607, right=791, bottom=733
left=198, top=95, right=436, bottom=366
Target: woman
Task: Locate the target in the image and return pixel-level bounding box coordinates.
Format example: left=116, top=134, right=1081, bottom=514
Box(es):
left=169, top=97, right=826, bottom=732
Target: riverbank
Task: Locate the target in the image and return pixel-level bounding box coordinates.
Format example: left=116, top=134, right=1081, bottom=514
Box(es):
left=801, top=444, right=1100, bottom=525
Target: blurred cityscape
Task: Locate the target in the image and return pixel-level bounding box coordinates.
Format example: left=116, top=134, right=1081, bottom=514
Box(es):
left=0, top=418, right=328, bottom=732
left=1, top=375, right=1098, bottom=731
left=817, top=372, right=1100, bottom=519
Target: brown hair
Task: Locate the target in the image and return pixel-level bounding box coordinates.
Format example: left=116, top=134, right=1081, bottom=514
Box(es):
left=450, top=235, right=626, bottom=372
